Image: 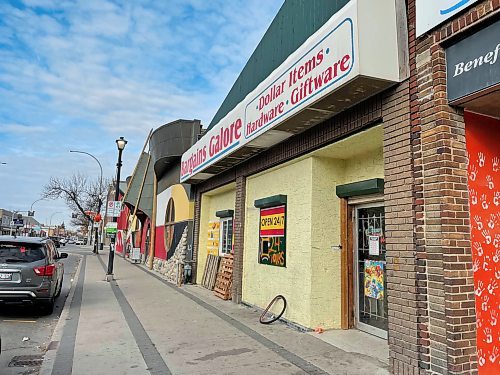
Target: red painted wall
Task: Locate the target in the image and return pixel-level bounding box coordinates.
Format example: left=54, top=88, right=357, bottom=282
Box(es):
left=465, top=111, right=500, bottom=373
left=155, top=226, right=166, bottom=260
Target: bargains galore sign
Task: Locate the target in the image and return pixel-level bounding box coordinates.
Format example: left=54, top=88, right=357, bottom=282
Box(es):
left=180, top=2, right=358, bottom=182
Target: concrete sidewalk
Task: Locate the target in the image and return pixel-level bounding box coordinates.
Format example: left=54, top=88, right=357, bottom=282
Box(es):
left=41, top=249, right=389, bottom=375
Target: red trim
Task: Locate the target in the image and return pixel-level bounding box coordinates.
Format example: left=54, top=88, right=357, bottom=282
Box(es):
left=261, top=206, right=285, bottom=216
left=260, top=229, right=285, bottom=237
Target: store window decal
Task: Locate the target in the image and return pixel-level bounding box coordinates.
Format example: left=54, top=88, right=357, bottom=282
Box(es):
left=259, top=205, right=286, bottom=267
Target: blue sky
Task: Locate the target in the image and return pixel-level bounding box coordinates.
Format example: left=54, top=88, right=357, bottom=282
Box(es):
left=0, top=0, right=283, bottom=228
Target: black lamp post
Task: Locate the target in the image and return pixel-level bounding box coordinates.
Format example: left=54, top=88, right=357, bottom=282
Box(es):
left=106, top=136, right=127, bottom=280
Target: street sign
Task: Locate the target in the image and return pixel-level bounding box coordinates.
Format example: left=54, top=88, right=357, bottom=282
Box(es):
left=11, top=219, right=24, bottom=227
left=105, top=222, right=118, bottom=234
left=106, top=201, right=122, bottom=217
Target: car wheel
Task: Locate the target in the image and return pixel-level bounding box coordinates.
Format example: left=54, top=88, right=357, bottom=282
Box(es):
left=40, top=299, right=54, bottom=315
left=55, top=277, right=63, bottom=298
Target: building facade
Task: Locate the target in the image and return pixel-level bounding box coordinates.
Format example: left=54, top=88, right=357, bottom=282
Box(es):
left=179, top=1, right=499, bottom=374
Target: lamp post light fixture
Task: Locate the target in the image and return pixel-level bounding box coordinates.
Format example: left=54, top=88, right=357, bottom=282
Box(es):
left=106, top=136, right=127, bottom=281
left=28, top=198, right=45, bottom=217
left=70, top=150, right=104, bottom=254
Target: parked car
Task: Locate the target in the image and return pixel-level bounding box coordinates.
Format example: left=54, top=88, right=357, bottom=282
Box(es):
left=75, top=238, right=84, bottom=245
left=59, top=238, right=67, bottom=246
left=0, top=236, right=67, bottom=313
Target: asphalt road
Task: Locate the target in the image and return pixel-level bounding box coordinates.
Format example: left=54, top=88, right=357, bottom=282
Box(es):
left=0, top=244, right=87, bottom=375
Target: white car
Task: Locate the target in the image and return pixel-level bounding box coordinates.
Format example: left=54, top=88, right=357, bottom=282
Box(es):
left=75, top=239, right=84, bottom=245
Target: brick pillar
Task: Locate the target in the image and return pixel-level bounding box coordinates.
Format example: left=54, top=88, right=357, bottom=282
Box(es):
left=231, top=175, right=246, bottom=303
left=192, top=189, right=202, bottom=284
left=408, top=0, right=483, bottom=373
left=383, top=80, right=423, bottom=374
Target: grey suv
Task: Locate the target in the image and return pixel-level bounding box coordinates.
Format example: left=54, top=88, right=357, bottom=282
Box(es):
left=0, top=236, right=67, bottom=313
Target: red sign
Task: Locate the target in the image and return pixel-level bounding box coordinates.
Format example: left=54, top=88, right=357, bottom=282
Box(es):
left=260, top=206, right=285, bottom=237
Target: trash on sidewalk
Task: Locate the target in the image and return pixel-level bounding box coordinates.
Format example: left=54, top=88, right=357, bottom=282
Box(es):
left=314, top=327, right=324, bottom=334
left=260, top=295, right=287, bottom=325
left=22, top=337, right=30, bottom=342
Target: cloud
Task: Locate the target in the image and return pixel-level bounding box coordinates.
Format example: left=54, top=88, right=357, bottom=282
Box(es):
left=0, top=0, right=284, bottom=227
left=0, top=123, right=49, bottom=134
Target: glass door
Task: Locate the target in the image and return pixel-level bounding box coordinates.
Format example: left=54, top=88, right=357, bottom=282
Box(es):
left=354, top=204, right=388, bottom=338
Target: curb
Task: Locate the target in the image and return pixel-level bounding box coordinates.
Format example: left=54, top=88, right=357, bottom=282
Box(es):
left=39, top=254, right=84, bottom=375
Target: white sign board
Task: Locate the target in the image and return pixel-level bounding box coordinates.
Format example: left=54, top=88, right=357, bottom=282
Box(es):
left=107, top=201, right=122, bottom=217
left=131, top=248, right=141, bottom=261
left=180, top=3, right=357, bottom=182
left=416, top=0, right=479, bottom=37
left=180, top=0, right=404, bottom=182
left=368, top=236, right=380, bottom=256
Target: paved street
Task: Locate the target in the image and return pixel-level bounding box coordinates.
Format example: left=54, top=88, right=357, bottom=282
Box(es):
left=0, top=244, right=82, bottom=375
left=29, top=246, right=390, bottom=375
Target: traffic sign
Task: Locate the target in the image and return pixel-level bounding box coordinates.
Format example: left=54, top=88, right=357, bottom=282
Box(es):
left=106, top=201, right=122, bottom=217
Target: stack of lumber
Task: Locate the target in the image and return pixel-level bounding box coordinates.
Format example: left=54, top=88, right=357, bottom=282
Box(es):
left=202, top=255, right=220, bottom=290
left=214, top=254, right=233, bottom=300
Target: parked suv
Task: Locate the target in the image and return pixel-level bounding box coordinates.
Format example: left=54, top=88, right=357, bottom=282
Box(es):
left=0, top=236, right=67, bottom=313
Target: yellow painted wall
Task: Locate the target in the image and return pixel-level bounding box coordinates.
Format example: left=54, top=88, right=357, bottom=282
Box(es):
left=310, top=157, right=345, bottom=328
left=196, top=184, right=236, bottom=283
left=309, top=148, right=384, bottom=329
left=242, top=129, right=384, bottom=329
left=243, top=158, right=314, bottom=327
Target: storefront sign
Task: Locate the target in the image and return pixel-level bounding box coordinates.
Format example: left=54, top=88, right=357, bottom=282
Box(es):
left=416, top=0, right=479, bottom=37
left=181, top=0, right=404, bottom=182
left=446, top=20, right=500, bottom=103
left=181, top=2, right=358, bottom=183
left=259, top=206, right=286, bottom=267
left=207, top=221, right=220, bottom=256
left=364, top=260, right=384, bottom=300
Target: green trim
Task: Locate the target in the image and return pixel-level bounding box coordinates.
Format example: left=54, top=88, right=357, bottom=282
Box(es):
left=336, top=179, right=384, bottom=198
left=215, top=209, right=234, bottom=218
left=254, top=195, right=287, bottom=209
left=208, top=0, right=350, bottom=130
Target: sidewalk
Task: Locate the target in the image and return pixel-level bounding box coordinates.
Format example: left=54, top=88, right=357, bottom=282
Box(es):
left=41, top=249, right=390, bottom=375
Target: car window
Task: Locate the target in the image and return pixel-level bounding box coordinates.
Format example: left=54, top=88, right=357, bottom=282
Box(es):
left=0, top=244, right=46, bottom=262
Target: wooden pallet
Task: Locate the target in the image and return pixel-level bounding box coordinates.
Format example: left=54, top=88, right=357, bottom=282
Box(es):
left=202, top=255, right=221, bottom=290
left=214, top=255, right=233, bottom=300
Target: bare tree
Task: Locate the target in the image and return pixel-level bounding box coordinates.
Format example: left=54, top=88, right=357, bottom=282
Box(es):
left=43, top=173, right=109, bottom=237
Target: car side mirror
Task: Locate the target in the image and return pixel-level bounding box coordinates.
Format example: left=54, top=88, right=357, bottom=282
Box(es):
left=58, top=253, right=69, bottom=259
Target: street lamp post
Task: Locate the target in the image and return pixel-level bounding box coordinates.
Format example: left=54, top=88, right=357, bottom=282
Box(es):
left=70, top=150, right=103, bottom=254
left=106, top=137, right=127, bottom=281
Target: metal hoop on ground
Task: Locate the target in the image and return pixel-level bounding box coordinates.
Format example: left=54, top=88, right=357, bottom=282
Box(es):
left=259, top=295, right=287, bottom=325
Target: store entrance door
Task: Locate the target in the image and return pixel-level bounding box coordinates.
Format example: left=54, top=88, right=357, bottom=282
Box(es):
left=354, top=204, right=388, bottom=338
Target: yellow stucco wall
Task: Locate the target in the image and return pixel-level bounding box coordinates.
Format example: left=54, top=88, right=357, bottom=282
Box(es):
left=196, top=184, right=236, bottom=283
left=243, top=158, right=314, bottom=327
left=309, top=148, right=384, bottom=328
left=242, top=126, right=384, bottom=330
